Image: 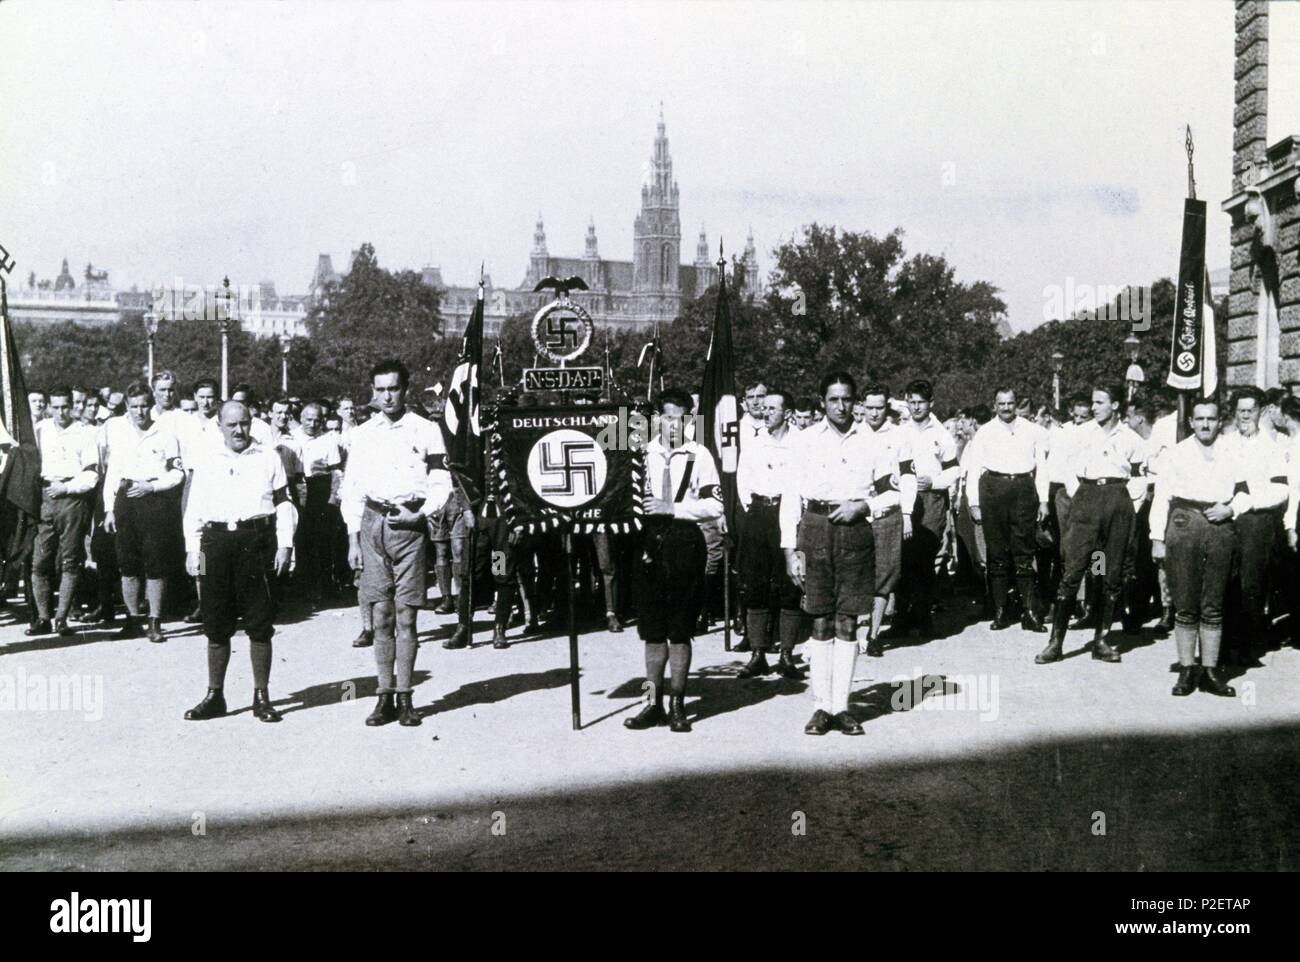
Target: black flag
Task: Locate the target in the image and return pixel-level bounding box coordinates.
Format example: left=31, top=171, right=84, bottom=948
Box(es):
left=1165, top=198, right=1217, bottom=396
left=441, top=280, right=484, bottom=504
left=699, top=255, right=740, bottom=532
left=0, top=275, right=41, bottom=565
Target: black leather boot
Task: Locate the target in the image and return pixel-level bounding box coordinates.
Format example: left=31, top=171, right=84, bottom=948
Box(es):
left=1091, top=597, right=1121, bottom=662
left=606, top=613, right=623, bottom=633
left=252, top=688, right=282, bottom=722
left=624, top=700, right=667, bottom=729
left=184, top=688, right=227, bottom=721
left=114, top=616, right=143, bottom=639
left=737, top=650, right=772, bottom=678
left=25, top=618, right=53, bottom=636
left=990, top=604, right=1015, bottom=630
left=1120, top=582, right=1142, bottom=634
left=352, top=628, right=374, bottom=648
left=865, top=633, right=885, bottom=657
left=1035, top=600, right=1069, bottom=664
left=442, top=625, right=470, bottom=649
left=668, top=694, right=691, bottom=732
left=492, top=624, right=509, bottom=649
left=365, top=692, right=397, bottom=726
left=1171, top=665, right=1199, bottom=696
left=1198, top=666, right=1236, bottom=698
left=1154, top=605, right=1176, bottom=635
left=396, top=691, right=422, bottom=726
left=774, top=650, right=806, bottom=679
left=1019, top=584, right=1046, bottom=632
left=146, top=618, right=165, bottom=644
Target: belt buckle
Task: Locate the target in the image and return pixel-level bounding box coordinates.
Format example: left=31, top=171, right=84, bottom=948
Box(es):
left=226, top=522, right=238, bottom=531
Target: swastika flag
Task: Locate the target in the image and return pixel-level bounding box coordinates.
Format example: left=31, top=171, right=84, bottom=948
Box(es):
left=699, top=255, right=739, bottom=532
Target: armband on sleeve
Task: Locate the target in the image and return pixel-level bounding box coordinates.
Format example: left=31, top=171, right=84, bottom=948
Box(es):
left=272, top=486, right=291, bottom=506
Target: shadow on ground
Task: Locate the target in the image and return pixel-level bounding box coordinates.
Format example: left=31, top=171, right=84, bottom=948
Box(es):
left=4, top=722, right=1296, bottom=871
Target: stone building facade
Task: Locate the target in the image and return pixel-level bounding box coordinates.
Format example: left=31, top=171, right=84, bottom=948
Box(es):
left=1224, top=1, right=1300, bottom=389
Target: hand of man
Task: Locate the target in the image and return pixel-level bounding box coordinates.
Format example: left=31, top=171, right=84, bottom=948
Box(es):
left=186, top=551, right=203, bottom=578
left=103, top=512, right=117, bottom=534
left=348, top=535, right=363, bottom=572
left=273, top=547, right=292, bottom=576
left=970, top=505, right=982, bottom=525
left=784, top=549, right=805, bottom=588
left=1203, top=502, right=1234, bottom=524
left=916, top=475, right=934, bottom=492
left=46, top=481, right=68, bottom=499
left=827, top=500, right=868, bottom=524
left=461, top=507, right=477, bottom=531
left=902, top=515, right=913, bottom=541
left=125, top=480, right=154, bottom=498
left=1151, top=540, right=1166, bottom=561
left=1037, top=501, right=1049, bottom=524
left=646, top=497, right=675, bottom=517
left=386, top=504, right=423, bottom=529
left=1288, top=529, right=1298, bottom=552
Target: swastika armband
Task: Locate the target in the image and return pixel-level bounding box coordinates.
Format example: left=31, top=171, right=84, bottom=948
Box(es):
left=272, top=486, right=291, bottom=506
left=941, top=458, right=959, bottom=470
left=1130, top=462, right=1144, bottom=477
left=1233, top=481, right=1250, bottom=496
left=899, top=459, right=915, bottom=475
left=872, top=475, right=893, bottom=494
left=699, top=484, right=720, bottom=501
left=1270, top=475, right=1287, bottom=485
left=426, top=452, right=447, bottom=470
left=166, top=456, right=184, bottom=471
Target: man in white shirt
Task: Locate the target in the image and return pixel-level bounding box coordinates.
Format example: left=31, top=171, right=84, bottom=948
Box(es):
left=1036, top=386, right=1146, bottom=665
left=780, top=373, right=900, bottom=736
left=340, top=360, right=452, bottom=729
left=1149, top=397, right=1246, bottom=697
left=294, top=401, right=345, bottom=604
left=1221, top=386, right=1289, bottom=664
left=29, top=387, right=101, bottom=637
left=739, top=382, right=767, bottom=443
left=900, top=378, right=960, bottom=635
left=181, top=401, right=296, bottom=723
left=965, top=387, right=1050, bottom=632
left=230, top=384, right=275, bottom=447
left=102, top=383, right=185, bottom=643
left=625, top=389, right=724, bottom=734
left=1142, top=399, right=1180, bottom=634
left=734, top=388, right=803, bottom=680
left=860, top=385, right=916, bottom=656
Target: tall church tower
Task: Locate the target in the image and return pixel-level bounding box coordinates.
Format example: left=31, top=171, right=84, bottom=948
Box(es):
left=526, top=213, right=549, bottom=288
left=633, top=105, right=681, bottom=295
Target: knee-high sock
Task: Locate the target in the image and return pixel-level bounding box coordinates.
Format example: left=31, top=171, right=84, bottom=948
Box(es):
left=373, top=626, right=396, bottom=693
left=870, top=595, right=887, bottom=639
left=249, top=635, right=272, bottom=688
left=830, top=638, right=859, bottom=714
left=602, top=572, right=618, bottom=615
left=1174, top=622, right=1198, bottom=666
left=145, top=577, right=164, bottom=619
left=1200, top=625, right=1224, bottom=668
left=644, top=641, right=668, bottom=707
left=207, top=636, right=232, bottom=689
left=778, top=609, right=803, bottom=655
left=394, top=625, right=418, bottom=692
left=32, top=572, right=53, bottom=620
left=55, top=571, right=81, bottom=620
left=807, top=638, right=834, bottom=713
left=745, top=609, right=770, bottom=651
left=435, top=562, right=453, bottom=605
left=495, top=581, right=516, bottom=629
left=120, top=576, right=142, bottom=616
left=667, top=640, right=692, bottom=696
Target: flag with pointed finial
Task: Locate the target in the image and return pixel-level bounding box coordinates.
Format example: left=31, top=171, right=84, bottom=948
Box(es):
left=0, top=272, right=41, bottom=565
left=441, top=274, right=484, bottom=504
left=1165, top=204, right=1216, bottom=396
left=699, top=242, right=740, bottom=531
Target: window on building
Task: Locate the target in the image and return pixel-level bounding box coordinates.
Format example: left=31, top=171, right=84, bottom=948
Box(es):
left=661, top=244, right=671, bottom=285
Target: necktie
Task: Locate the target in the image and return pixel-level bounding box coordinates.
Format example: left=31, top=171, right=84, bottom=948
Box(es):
left=661, top=457, right=673, bottom=502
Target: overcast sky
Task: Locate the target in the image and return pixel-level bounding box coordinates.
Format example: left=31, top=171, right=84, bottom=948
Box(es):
left=2, top=0, right=1298, bottom=332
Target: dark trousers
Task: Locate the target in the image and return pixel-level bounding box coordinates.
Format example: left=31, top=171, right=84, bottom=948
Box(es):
left=32, top=491, right=93, bottom=575
left=738, top=501, right=800, bottom=611
left=978, top=473, right=1038, bottom=602
left=637, top=517, right=707, bottom=643
left=1165, top=502, right=1235, bottom=628
left=294, top=475, right=340, bottom=595
left=1232, top=509, right=1280, bottom=621
left=199, top=525, right=276, bottom=642
left=1056, top=482, right=1134, bottom=604
left=902, top=489, right=947, bottom=611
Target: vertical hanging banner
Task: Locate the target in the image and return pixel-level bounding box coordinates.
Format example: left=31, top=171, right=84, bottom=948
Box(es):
left=699, top=252, right=740, bottom=532
left=492, top=405, right=644, bottom=533
left=1166, top=198, right=1210, bottom=391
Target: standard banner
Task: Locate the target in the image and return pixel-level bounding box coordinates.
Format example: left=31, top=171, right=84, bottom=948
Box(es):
left=1166, top=198, right=1209, bottom=391
left=492, top=404, right=644, bottom=533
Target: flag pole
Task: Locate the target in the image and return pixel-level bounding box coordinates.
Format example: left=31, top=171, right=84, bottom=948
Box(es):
left=565, top=526, right=581, bottom=730
left=716, top=241, right=732, bottom=653
left=462, top=268, right=486, bottom=646
left=1177, top=125, right=1196, bottom=442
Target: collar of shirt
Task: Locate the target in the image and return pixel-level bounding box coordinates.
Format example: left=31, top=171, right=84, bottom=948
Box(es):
left=647, top=437, right=702, bottom=459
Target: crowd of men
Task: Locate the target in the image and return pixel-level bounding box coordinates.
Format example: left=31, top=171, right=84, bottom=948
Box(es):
left=6, top=362, right=1298, bottom=735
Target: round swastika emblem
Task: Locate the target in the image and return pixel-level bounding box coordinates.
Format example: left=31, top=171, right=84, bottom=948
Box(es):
left=1175, top=351, right=1195, bottom=373
left=532, top=300, right=594, bottom=364
left=526, top=429, right=608, bottom=508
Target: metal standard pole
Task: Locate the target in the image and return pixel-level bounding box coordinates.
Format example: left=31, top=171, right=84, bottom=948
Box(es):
left=722, top=540, right=731, bottom=651
left=566, top=530, right=581, bottom=730
left=147, top=336, right=155, bottom=386
left=221, top=328, right=229, bottom=399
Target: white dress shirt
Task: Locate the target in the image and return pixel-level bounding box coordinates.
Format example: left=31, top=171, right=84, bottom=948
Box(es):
left=739, top=413, right=766, bottom=443
left=102, top=417, right=185, bottom=511
left=298, top=431, right=344, bottom=477
left=183, top=441, right=297, bottom=553
left=1149, top=435, right=1249, bottom=538
left=643, top=437, right=724, bottom=524
left=36, top=420, right=100, bottom=494
left=1064, top=419, right=1147, bottom=505
left=778, top=418, right=902, bottom=548
left=1219, top=429, right=1288, bottom=516
left=963, top=416, right=1050, bottom=507
left=737, top=427, right=796, bottom=507
left=901, top=413, right=960, bottom=491
left=338, top=408, right=452, bottom=534
left=1045, top=421, right=1082, bottom=486
left=866, top=420, right=918, bottom=516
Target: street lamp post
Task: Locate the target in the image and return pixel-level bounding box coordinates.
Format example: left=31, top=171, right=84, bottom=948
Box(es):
left=1123, top=333, right=1144, bottom=401
left=143, top=310, right=159, bottom=385
left=279, top=334, right=290, bottom=393
left=216, top=276, right=235, bottom=399
left=1051, top=349, right=1064, bottom=412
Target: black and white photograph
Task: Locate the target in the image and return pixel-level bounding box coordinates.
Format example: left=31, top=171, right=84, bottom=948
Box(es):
left=0, top=0, right=1297, bottom=914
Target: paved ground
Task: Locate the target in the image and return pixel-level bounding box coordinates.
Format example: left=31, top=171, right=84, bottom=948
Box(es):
left=2, top=591, right=1298, bottom=871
